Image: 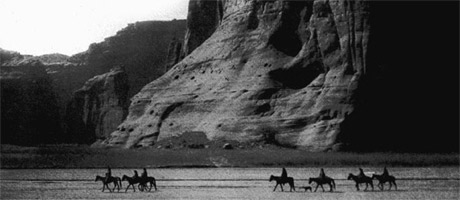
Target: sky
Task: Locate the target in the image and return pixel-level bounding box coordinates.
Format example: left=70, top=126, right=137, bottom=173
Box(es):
left=0, top=0, right=189, bottom=56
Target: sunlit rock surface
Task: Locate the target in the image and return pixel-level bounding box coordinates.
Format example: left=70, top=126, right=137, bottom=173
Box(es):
left=104, top=0, right=370, bottom=151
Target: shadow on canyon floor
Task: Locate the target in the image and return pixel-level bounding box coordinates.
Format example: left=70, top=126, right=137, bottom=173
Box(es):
left=0, top=144, right=458, bottom=169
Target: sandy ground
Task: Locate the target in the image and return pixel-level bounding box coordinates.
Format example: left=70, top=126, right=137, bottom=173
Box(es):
left=1, top=167, right=459, bottom=199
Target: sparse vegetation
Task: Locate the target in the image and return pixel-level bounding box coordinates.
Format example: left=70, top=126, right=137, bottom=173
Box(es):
left=0, top=144, right=458, bottom=169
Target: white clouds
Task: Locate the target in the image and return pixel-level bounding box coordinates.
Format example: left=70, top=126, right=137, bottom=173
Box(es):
left=0, top=0, right=188, bottom=56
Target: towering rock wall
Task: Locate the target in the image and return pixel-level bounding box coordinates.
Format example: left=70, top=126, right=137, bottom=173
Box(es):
left=65, top=68, right=129, bottom=143
left=0, top=20, right=187, bottom=145
left=62, top=20, right=187, bottom=143
left=182, top=0, right=224, bottom=56
left=104, top=0, right=370, bottom=151
left=69, top=20, right=187, bottom=99
left=0, top=61, right=62, bottom=145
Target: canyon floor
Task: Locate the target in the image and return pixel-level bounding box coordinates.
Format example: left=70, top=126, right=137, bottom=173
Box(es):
left=1, top=167, right=459, bottom=199
left=0, top=144, right=458, bottom=169
left=1, top=145, right=458, bottom=199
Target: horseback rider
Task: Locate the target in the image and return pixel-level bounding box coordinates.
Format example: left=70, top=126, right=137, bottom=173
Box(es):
left=358, top=168, right=365, bottom=178
left=133, top=170, right=140, bottom=180
left=319, top=168, right=326, bottom=179
left=105, top=166, right=112, bottom=182
left=382, top=167, right=389, bottom=177
left=281, top=167, right=288, bottom=179
left=141, top=168, right=148, bottom=179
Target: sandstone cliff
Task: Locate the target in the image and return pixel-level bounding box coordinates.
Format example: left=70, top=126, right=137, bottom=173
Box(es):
left=65, top=68, right=129, bottom=143
left=62, top=20, right=186, bottom=143
left=105, top=0, right=370, bottom=151
left=68, top=20, right=186, bottom=99
left=0, top=60, right=62, bottom=145
left=0, top=20, right=186, bottom=145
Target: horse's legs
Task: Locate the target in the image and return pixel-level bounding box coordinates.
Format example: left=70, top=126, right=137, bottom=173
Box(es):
left=273, top=183, right=278, bottom=192
left=393, top=181, right=397, bottom=190
left=355, top=183, right=360, bottom=191
left=106, top=183, right=113, bottom=192
left=314, top=184, right=319, bottom=192
left=320, top=184, right=325, bottom=192
left=329, top=183, right=333, bottom=192
left=280, top=183, right=284, bottom=192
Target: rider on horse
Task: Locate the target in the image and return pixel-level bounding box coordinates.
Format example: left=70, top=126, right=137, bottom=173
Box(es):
left=141, top=168, right=148, bottom=179
left=105, top=166, right=112, bottom=182
left=319, top=168, right=326, bottom=179
left=383, top=167, right=389, bottom=177
left=133, top=170, right=139, bottom=179
left=281, top=168, right=288, bottom=179
left=358, top=168, right=365, bottom=178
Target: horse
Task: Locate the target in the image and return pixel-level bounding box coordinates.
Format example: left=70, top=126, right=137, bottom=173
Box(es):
left=269, top=175, right=295, bottom=192
left=372, top=174, right=397, bottom=190
left=347, top=173, right=374, bottom=191
left=95, top=175, right=122, bottom=192
left=138, top=176, right=158, bottom=192
left=122, top=175, right=141, bottom=192
left=308, top=176, right=336, bottom=192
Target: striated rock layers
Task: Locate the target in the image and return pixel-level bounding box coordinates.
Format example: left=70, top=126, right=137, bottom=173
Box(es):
left=104, top=0, right=370, bottom=151
left=66, top=68, right=129, bottom=143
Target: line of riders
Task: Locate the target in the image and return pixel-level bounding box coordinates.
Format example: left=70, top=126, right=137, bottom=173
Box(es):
left=95, top=167, right=157, bottom=192
left=96, top=166, right=397, bottom=193
left=269, top=167, right=397, bottom=192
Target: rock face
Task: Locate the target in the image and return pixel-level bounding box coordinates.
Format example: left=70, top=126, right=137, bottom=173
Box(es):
left=69, top=20, right=187, bottom=99
left=0, top=20, right=187, bottom=145
left=0, top=61, right=62, bottom=145
left=182, top=0, right=223, bottom=56
left=62, top=20, right=186, bottom=143
left=65, top=68, right=129, bottom=143
left=105, top=0, right=370, bottom=151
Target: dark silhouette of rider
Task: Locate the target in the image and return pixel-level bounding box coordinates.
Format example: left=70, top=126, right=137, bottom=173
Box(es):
left=319, top=168, right=326, bottom=179
left=141, top=168, right=148, bottom=179
left=105, top=166, right=112, bottom=182
left=358, top=168, right=365, bottom=178
left=383, top=167, right=389, bottom=177
left=133, top=170, right=139, bottom=179
left=281, top=168, right=288, bottom=179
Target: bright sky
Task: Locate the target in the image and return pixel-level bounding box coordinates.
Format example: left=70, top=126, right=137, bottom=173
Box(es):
left=0, top=0, right=188, bottom=56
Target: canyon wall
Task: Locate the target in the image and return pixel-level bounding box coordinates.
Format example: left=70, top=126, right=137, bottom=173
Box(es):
left=0, top=20, right=187, bottom=145
left=65, top=68, right=129, bottom=143
left=104, top=0, right=370, bottom=151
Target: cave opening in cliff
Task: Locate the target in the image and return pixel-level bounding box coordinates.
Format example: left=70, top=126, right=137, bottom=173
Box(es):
left=339, top=1, right=459, bottom=152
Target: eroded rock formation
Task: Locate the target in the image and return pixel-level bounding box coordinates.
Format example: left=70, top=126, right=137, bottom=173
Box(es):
left=104, top=0, right=370, bottom=151
left=65, top=68, right=129, bottom=143
left=0, top=20, right=186, bottom=145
